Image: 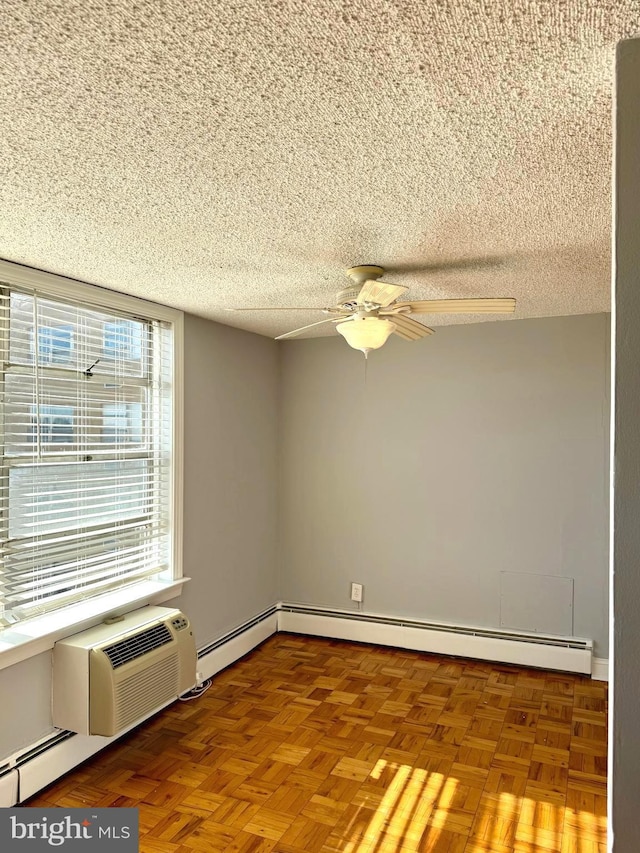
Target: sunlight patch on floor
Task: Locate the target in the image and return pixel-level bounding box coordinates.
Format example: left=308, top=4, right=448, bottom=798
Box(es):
left=340, top=762, right=606, bottom=853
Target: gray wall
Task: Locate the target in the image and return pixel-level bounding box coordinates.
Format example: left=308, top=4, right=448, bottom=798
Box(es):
left=0, top=314, right=279, bottom=762
left=611, top=37, right=640, bottom=852
left=279, top=314, right=610, bottom=656
left=175, top=315, right=279, bottom=647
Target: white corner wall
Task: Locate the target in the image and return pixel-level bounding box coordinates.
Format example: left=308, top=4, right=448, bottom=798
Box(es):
left=611, top=36, right=640, bottom=853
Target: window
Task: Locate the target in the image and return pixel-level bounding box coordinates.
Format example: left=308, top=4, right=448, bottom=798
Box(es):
left=103, top=319, right=143, bottom=362
left=34, top=324, right=74, bottom=364
left=0, top=280, right=181, bottom=628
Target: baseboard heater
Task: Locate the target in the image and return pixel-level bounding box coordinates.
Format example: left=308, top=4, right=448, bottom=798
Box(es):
left=277, top=603, right=593, bottom=675
left=196, top=605, right=278, bottom=681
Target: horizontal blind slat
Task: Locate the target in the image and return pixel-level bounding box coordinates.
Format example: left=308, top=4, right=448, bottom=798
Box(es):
left=0, top=284, right=174, bottom=624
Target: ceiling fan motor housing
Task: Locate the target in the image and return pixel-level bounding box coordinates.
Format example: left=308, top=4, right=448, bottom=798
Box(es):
left=335, top=286, right=363, bottom=310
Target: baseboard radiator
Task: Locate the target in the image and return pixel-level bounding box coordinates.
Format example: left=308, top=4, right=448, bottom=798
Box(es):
left=1, top=600, right=598, bottom=807
left=197, top=606, right=278, bottom=683
left=277, top=603, right=593, bottom=676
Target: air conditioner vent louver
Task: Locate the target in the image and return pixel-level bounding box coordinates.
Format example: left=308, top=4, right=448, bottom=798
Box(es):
left=103, top=622, right=173, bottom=669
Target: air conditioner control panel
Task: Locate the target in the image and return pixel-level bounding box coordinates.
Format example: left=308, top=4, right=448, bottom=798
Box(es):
left=171, top=616, right=189, bottom=631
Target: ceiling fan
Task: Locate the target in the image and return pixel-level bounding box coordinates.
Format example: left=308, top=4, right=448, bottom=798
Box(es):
left=229, top=265, right=516, bottom=357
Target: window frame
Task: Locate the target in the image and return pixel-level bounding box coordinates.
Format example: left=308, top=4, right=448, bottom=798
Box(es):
left=0, top=259, right=185, bottom=671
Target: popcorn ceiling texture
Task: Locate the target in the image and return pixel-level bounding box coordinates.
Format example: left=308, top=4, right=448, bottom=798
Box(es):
left=0, top=1, right=638, bottom=339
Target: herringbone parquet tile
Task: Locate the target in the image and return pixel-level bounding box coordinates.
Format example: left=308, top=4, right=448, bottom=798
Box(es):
left=26, top=634, right=608, bottom=852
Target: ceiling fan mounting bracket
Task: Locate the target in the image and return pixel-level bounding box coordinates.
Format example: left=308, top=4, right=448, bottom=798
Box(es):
left=346, top=265, right=385, bottom=287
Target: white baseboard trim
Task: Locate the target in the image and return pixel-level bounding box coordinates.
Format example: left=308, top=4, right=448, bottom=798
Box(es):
left=592, top=657, right=609, bottom=681
left=278, top=605, right=594, bottom=676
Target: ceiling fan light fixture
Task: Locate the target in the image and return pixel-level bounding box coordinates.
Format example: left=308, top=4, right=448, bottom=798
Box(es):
left=336, top=316, right=396, bottom=356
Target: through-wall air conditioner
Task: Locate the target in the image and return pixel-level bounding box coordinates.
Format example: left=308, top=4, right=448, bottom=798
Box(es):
left=52, top=606, right=197, bottom=737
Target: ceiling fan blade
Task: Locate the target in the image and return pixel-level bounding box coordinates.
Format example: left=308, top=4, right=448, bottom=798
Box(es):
left=275, top=317, right=346, bottom=341
left=382, top=313, right=434, bottom=341
left=357, top=279, right=409, bottom=308
left=225, top=307, right=324, bottom=312
left=397, top=297, right=516, bottom=314
left=387, top=255, right=509, bottom=275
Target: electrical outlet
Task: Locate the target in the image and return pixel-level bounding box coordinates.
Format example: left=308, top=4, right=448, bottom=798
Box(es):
left=350, top=582, right=364, bottom=603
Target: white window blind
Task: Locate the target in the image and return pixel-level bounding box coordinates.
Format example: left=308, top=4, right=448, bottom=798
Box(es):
left=0, top=285, right=175, bottom=626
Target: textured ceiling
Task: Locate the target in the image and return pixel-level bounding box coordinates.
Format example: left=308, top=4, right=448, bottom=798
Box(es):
left=1, top=1, right=638, bottom=339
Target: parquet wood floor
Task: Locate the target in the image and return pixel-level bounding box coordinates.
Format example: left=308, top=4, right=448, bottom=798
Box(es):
left=26, top=634, right=608, bottom=852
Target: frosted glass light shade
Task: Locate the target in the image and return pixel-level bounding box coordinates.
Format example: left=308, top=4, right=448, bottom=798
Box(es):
left=336, top=316, right=396, bottom=354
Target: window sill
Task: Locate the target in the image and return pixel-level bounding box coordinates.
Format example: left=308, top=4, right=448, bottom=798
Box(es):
left=0, top=578, right=190, bottom=672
